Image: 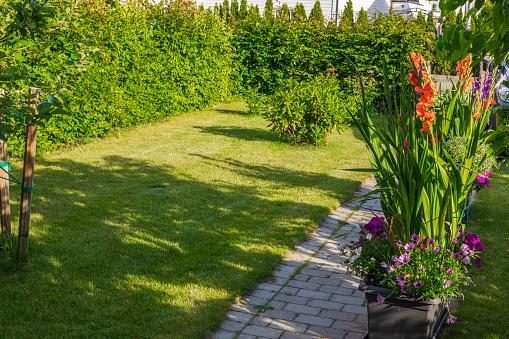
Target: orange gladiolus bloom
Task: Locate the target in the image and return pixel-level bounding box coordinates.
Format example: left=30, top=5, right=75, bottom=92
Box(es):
left=424, top=109, right=435, bottom=122
left=473, top=112, right=481, bottom=119
left=416, top=102, right=426, bottom=118
left=421, top=122, right=431, bottom=134
left=416, top=83, right=435, bottom=107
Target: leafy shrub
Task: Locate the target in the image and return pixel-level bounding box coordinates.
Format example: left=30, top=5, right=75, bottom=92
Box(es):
left=443, top=136, right=495, bottom=176
left=263, top=75, right=362, bottom=145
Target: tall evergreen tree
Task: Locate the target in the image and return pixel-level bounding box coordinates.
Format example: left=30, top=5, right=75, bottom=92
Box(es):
left=277, top=3, right=291, bottom=21
left=214, top=3, right=220, bottom=17
left=219, top=3, right=224, bottom=20
left=354, top=7, right=369, bottom=30
left=263, top=0, right=274, bottom=21
left=247, top=5, right=261, bottom=21
left=415, top=11, right=427, bottom=28
left=198, top=3, right=205, bottom=12
left=239, top=0, right=248, bottom=21
left=339, top=0, right=354, bottom=28
left=231, top=0, right=239, bottom=23
left=222, top=0, right=230, bottom=23
left=309, top=1, right=324, bottom=25
left=293, top=3, right=306, bottom=21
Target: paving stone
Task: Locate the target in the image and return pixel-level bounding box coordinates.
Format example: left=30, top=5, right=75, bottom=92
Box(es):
left=306, top=325, right=347, bottom=339
left=340, top=280, right=361, bottom=289
left=273, top=269, right=293, bottom=279
left=355, top=314, right=368, bottom=324
left=211, top=330, right=237, bottom=339
left=267, top=300, right=286, bottom=310
left=226, top=311, right=254, bottom=323
left=277, top=264, right=299, bottom=274
left=282, top=259, right=304, bottom=267
left=274, top=293, right=309, bottom=305
left=345, top=332, right=366, bottom=339
left=319, top=309, right=357, bottom=321
left=307, top=300, right=344, bottom=311
left=250, top=316, right=272, bottom=327
left=352, top=290, right=365, bottom=298
left=308, top=276, right=342, bottom=287
left=309, top=257, right=337, bottom=266
left=332, top=319, right=368, bottom=333
left=241, top=325, right=283, bottom=338
left=261, top=309, right=297, bottom=321
left=257, top=282, right=283, bottom=292
left=236, top=334, right=256, bottom=339
left=268, top=319, right=308, bottom=333
left=342, top=304, right=367, bottom=315
left=319, top=285, right=353, bottom=295
left=287, top=280, right=320, bottom=290
left=280, top=332, right=320, bottom=339
left=330, top=295, right=365, bottom=305
left=284, top=303, right=321, bottom=316
left=231, top=303, right=257, bottom=314
left=251, top=289, right=276, bottom=300
left=279, top=286, right=299, bottom=295
left=300, top=268, right=330, bottom=278
left=272, top=277, right=289, bottom=285
left=243, top=296, right=270, bottom=306
left=296, top=289, right=332, bottom=300
left=324, top=216, right=339, bottom=224
left=219, top=320, right=246, bottom=332
left=294, top=314, right=334, bottom=327
left=293, top=274, right=311, bottom=282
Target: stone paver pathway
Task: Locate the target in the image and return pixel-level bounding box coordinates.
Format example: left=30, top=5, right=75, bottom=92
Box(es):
left=211, top=178, right=383, bottom=339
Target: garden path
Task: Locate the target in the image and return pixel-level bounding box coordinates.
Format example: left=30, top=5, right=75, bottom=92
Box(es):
left=211, top=178, right=383, bottom=339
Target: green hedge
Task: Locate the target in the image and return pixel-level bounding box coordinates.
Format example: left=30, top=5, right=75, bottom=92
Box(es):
left=230, top=7, right=437, bottom=96
left=6, top=0, right=234, bottom=157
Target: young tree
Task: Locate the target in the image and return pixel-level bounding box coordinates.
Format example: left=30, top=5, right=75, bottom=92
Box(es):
left=231, top=0, right=239, bottom=22
left=442, top=9, right=456, bottom=28
left=239, top=0, right=248, bottom=21
left=339, top=0, right=354, bottom=28
left=247, top=5, right=261, bottom=21
left=277, top=3, right=291, bottom=21
left=354, top=7, right=369, bottom=30
left=309, top=1, right=324, bottom=25
left=415, top=11, right=427, bottom=28
left=294, top=3, right=307, bottom=21
left=263, top=0, right=274, bottom=21
left=222, top=0, right=230, bottom=23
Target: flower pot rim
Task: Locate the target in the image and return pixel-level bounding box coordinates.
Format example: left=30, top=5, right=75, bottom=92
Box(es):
left=358, top=276, right=443, bottom=304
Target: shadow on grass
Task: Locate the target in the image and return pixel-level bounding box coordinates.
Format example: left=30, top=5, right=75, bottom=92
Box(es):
left=0, top=154, right=360, bottom=338
left=193, top=125, right=280, bottom=142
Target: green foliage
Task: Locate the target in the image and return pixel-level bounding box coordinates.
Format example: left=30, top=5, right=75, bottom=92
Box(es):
left=247, top=5, right=261, bottom=20
left=309, top=1, right=324, bottom=25
left=231, top=0, right=239, bottom=22
left=263, top=76, right=360, bottom=145
left=294, top=3, right=306, bottom=21
left=443, top=10, right=457, bottom=27
left=354, top=8, right=369, bottom=30
left=277, top=3, right=291, bottom=21
left=456, top=9, right=465, bottom=28
left=5, top=0, right=234, bottom=157
left=222, top=0, right=230, bottom=22
left=239, top=0, right=248, bottom=20
left=263, top=0, right=274, bottom=21
left=340, top=0, right=354, bottom=28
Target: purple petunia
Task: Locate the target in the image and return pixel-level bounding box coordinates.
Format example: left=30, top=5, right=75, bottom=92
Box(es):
left=404, top=242, right=415, bottom=252
left=395, top=253, right=411, bottom=267
left=462, top=256, right=471, bottom=264
left=427, top=238, right=435, bottom=245
left=400, top=284, right=409, bottom=293
left=396, top=240, right=403, bottom=248
left=414, top=281, right=422, bottom=289
left=447, top=268, right=454, bottom=275
left=376, top=293, right=385, bottom=305
left=411, top=234, right=420, bottom=242
left=475, top=256, right=481, bottom=270
left=443, top=279, right=451, bottom=288
left=380, top=261, right=388, bottom=268
left=453, top=252, right=462, bottom=260
left=452, top=238, right=458, bottom=244
left=433, top=246, right=440, bottom=253
left=424, top=248, right=430, bottom=252
left=459, top=227, right=464, bottom=239
left=474, top=243, right=486, bottom=252
left=446, top=316, right=457, bottom=324
left=391, top=255, right=398, bottom=262
left=396, top=274, right=407, bottom=285
left=364, top=217, right=385, bottom=234
left=387, top=265, right=395, bottom=274
left=419, top=266, right=426, bottom=272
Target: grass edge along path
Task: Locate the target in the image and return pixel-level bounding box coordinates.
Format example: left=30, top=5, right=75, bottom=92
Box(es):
left=0, top=101, right=372, bottom=338
left=441, top=168, right=509, bottom=339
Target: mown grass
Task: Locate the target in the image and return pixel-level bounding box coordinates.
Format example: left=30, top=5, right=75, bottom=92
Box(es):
left=440, top=168, right=509, bottom=339
left=0, top=100, right=371, bottom=338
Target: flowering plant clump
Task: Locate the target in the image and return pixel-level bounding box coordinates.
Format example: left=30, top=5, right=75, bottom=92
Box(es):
left=340, top=217, right=486, bottom=304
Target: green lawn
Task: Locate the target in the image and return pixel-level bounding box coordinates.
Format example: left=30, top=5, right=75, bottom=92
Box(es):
left=440, top=169, right=509, bottom=339
left=0, top=101, right=371, bottom=338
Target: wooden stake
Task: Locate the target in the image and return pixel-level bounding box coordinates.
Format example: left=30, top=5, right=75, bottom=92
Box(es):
left=0, top=88, right=11, bottom=237
left=17, top=88, right=39, bottom=263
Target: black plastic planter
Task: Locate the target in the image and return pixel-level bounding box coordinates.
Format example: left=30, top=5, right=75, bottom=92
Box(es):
left=359, top=277, right=446, bottom=339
